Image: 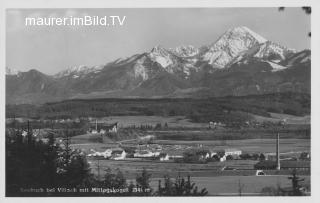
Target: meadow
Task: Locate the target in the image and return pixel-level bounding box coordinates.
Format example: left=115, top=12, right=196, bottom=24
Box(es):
left=148, top=175, right=311, bottom=195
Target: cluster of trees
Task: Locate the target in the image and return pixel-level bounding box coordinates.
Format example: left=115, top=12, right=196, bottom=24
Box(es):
left=156, top=175, right=208, bottom=196
left=254, top=161, right=277, bottom=170
left=124, top=122, right=168, bottom=130
left=180, top=150, right=209, bottom=163
left=6, top=128, right=208, bottom=197
left=6, top=126, right=93, bottom=196
left=6, top=92, right=310, bottom=125
left=240, top=153, right=266, bottom=161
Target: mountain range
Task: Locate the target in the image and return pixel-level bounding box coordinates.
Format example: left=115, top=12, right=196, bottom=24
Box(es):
left=6, top=26, right=311, bottom=104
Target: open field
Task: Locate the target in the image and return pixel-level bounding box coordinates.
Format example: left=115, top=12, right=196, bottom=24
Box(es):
left=153, top=138, right=310, bottom=154
left=87, top=159, right=258, bottom=177
left=253, top=113, right=310, bottom=125
left=70, top=133, right=116, bottom=144
left=148, top=175, right=311, bottom=195
left=87, top=158, right=310, bottom=179
left=153, top=127, right=310, bottom=140
left=100, top=116, right=208, bottom=128
left=88, top=158, right=310, bottom=195
left=98, top=113, right=310, bottom=128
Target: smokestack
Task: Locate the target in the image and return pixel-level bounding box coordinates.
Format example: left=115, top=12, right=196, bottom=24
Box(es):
left=96, top=119, right=98, bottom=131
left=276, top=133, right=280, bottom=170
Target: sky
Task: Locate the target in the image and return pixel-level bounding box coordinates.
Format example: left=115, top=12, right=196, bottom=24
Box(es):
left=6, top=8, right=311, bottom=75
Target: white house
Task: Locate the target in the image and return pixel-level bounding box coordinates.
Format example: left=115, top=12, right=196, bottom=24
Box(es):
left=22, top=131, right=28, bottom=137
left=205, top=150, right=217, bottom=159
left=160, top=154, right=170, bottom=161
left=217, top=149, right=242, bottom=162
left=134, top=150, right=160, bottom=158
left=113, top=150, right=126, bottom=160
left=108, top=124, right=118, bottom=133
left=224, top=149, right=242, bottom=156
left=110, top=148, right=126, bottom=160
left=220, top=156, right=227, bottom=162
left=166, top=151, right=184, bottom=159
left=87, top=149, right=112, bottom=159
left=90, top=130, right=98, bottom=134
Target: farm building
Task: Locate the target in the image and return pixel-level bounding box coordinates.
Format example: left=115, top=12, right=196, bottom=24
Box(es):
left=163, top=151, right=184, bottom=160
left=201, top=149, right=217, bottom=159
left=159, top=153, right=170, bottom=161
left=134, top=150, right=160, bottom=158
left=87, top=149, right=112, bottom=159
left=88, top=122, right=118, bottom=134
left=217, top=148, right=242, bottom=162
left=224, top=148, right=242, bottom=156
left=111, top=148, right=126, bottom=160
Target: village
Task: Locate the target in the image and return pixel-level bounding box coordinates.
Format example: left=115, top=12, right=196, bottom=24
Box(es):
left=6, top=116, right=311, bottom=172
left=65, top=119, right=311, bottom=175
left=5, top=114, right=311, bottom=196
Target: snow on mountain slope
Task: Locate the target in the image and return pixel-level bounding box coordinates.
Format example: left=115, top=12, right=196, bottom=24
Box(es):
left=37, top=27, right=305, bottom=91
left=171, top=45, right=199, bottom=57
left=254, top=41, right=296, bottom=60
left=54, top=26, right=296, bottom=81
left=266, top=61, right=288, bottom=72
left=148, top=45, right=174, bottom=69
left=7, top=26, right=310, bottom=104
left=133, top=55, right=150, bottom=81
left=201, top=26, right=267, bottom=68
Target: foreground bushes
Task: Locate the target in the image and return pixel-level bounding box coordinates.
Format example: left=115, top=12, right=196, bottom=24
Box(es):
left=6, top=131, right=208, bottom=197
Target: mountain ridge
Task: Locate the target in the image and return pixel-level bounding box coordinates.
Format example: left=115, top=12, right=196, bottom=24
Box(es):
left=6, top=26, right=310, bottom=104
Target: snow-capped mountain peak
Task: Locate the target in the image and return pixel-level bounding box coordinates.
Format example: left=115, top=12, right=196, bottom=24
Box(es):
left=55, top=26, right=300, bottom=82
left=201, top=26, right=269, bottom=68
left=148, top=45, right=174, bottom=68
left=237, top=26, right=267, bottom=44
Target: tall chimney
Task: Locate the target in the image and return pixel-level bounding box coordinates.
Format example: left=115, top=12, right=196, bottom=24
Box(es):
left=96, top=119, right=98, bottom=131
left=276, top=132, right=280, bottom=170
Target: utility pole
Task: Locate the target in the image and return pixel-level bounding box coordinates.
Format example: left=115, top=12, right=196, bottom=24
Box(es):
left=276, top=119, right=286, bottom=171
left=276, top=132, right=280, bottom=170
left=95, top=119, right=98, bottom=132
